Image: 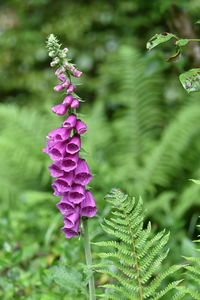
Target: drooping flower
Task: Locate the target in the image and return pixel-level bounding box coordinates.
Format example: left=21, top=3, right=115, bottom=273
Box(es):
left=44, top=34, right=97, bottom=238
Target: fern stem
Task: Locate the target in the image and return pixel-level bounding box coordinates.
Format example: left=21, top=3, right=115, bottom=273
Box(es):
left=82, top=218, right=96, bottom=300
left=127, top=216, right=144, bottom=299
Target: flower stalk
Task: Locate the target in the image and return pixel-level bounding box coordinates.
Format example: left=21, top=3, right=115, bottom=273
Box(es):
left=83, top=218, right=96, bottom=300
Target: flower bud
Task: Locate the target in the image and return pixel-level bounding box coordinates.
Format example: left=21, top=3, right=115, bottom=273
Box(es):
left=67, top=84, right=75, bottom=93
left=71, top=98, right=79, bottom=109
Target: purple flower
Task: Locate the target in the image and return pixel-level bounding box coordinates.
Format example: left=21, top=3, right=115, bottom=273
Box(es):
left=58, top=73, right=66, bottom=82
left=69, top=65, right=75, bottom=71
left=45, top=42, right=97, bottom=238
left=61, top=218, right=80, bottom=238
left=66, top=135, right=81, bottom=154
left=68, top=184, right=85, bottom=204
left=74, top=159, right=93, bottom=185
left=75, top=119, right=87, bottom=134
left=73, top=70, right=82, bottom=78
left=62, top=80, right=70, bottom=88
left=54, top=84, right=64, bottom=92
left=47, top=127, right=71, bottom=141
left=81, top=191, right=96, bottom=217
left=63, top=207, right=80, bottom=228
left=63, top=114, right=77, bottom=129
left=49, top=162, right=64, bottom=177
left=52, top=172, right=74, bottom=194
left=63, top=95, right=73, bottom=105
left=56, top=195, right=75, bottom=214
left=52, top=104, right=68, bottom=115
left=55, top=67, right=65, bottom=76
left=61, top=153, right=79, bottom=172
left=67, top=84, right=75, bottom=93
left=71, top=98, right=79, bottom=109
left=48, top=141, right=66, bottom=161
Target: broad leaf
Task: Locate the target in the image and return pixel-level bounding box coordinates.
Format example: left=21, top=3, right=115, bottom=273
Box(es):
left=179, top=68, right=200, bottom=93
left=146, top=33, right=176, bottom=50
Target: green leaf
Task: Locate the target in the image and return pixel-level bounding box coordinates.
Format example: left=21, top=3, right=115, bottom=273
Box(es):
left=175, top=39, right=189, bottom=47
left=179, top=68, right=200, bottom=93
left=146, top=33, right=176, bottom=50
left=189, top=179, right=200, bottom=185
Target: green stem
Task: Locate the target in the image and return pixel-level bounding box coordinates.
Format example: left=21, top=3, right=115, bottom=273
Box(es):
left=82, top=218, right=96, bottom=300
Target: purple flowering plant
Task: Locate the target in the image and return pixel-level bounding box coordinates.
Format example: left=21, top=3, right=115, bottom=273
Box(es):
left=44, top=34, right=96, bottom=299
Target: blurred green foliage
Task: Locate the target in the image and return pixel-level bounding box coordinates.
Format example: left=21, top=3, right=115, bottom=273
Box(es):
left=0, top=0, right=200, bottom=299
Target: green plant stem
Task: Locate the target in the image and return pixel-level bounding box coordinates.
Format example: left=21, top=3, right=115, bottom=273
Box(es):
left=83, top=218, right=96, bottom=300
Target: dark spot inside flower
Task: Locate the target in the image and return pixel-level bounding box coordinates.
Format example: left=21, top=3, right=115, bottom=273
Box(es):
left=63, top=160, right=76, bottom=167
left=68, top=144, right=79, bottom=151
left=70, top=192, right=82, bottom=199
left=51, top=149, right=61, bottom=158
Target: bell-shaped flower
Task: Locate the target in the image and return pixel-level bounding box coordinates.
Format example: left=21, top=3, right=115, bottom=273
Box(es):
left=61, top=153, right=79, bottom=172
left=81, top=191, right=96, bottom=218
left=47, top=127, right=71, bottom=142
left=73, top=70, right=82, bottom=77
left=61, top=218, right=80, bottom=238
left=67, top=84, right=75, bottom=93
left=63, top=94, right=73, bottom=105
left=75, top=119, right=87, bottom=134
left=48, top=161, right=64, bottom=177
left=68, top=184, right=85, bottom=204
left=74, top=159, right=93, bottom=186
left=52, top=172, right=74, bottom=194
left=62, top=80, right=70, bottom=88
left=66, top=135, right=81, bottom=154
left=56, top=195, right=75, bottom=215
left=57, top=73, right=66, bottom=82
left=49, top=141, right=66, bottom=161
left=63, top=114, right=77, bottom=129
left=54, top=84, right=64, bottom=92
left=71, top=98, right=79, bottom=109
left=52, top=103, right=68, bottom=115
left=55, top=67, right=65, bottom=76
left=63, top=207, right=80, bottom=228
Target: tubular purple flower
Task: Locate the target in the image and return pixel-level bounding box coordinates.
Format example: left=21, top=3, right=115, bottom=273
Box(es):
left=68, top=184, right=85, bottom=204
left=67, top=84, right=75, bottom=93
left=63, top=95, right=73, bottom=105
left=58, top=73, right=66, bottom=82
left=73, top=70, right=82, bottom=78
left=81, top=191, right=97, bottom=218
left=75, top=119, right=87, bottom=134
left=52, top=103, right=68, bottom=115
left=48, top=162, right=64, bottom=177
left=71, top=98, right=80, bottom=109
left=62, top=80, right=70, bottom=88
left=54, top=84, right=65, bottom=92
left=69, top=65, right=75, bottom=71
left=74, top=159, right=93, bottom=186
left=63, top=114, right=77, bottom=129
left=66, top=135, right=81, bottom=154
left=47, top=127, right=71, bottom=141
left=48, top=141, right=66, bottom=161
left=61, top=218, right=80, bottom=238
left=55, top=67, right=65, bottom=76
left=63, top=208, right=80, bottom=228
left=61, top=153, right=79, bottom=172
left=52, top=172, right=74, bottom=194
left=56, top=196, right=75, bottom=215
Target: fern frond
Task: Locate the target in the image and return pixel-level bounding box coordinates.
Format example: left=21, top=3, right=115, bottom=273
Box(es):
left=94, top=189, right=182, bottom=299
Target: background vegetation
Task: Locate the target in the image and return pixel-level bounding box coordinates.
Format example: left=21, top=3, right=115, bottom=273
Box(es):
left=0, top=0, right=200, bottom=299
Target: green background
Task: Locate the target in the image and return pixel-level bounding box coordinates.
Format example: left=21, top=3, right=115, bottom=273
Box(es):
left=0, top=0, right=200, bottom=299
